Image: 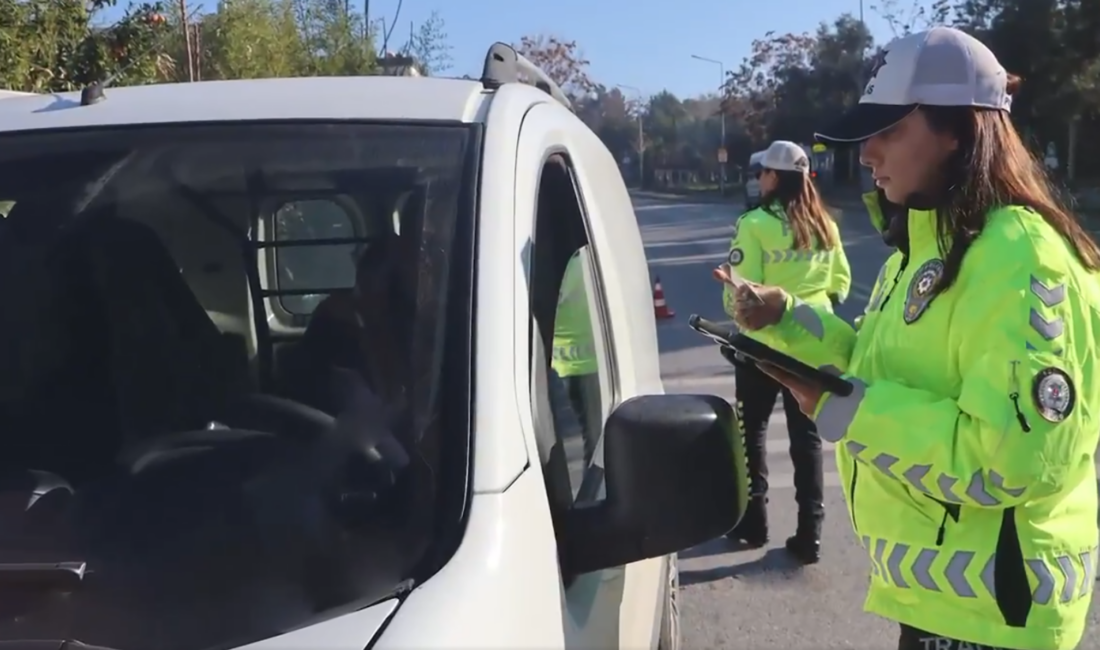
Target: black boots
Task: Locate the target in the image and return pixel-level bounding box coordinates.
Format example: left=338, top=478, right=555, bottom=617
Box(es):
left=784, top=512, right=822, bottom=564
left=725, top=496, right=822, bottom=564
left=726, top=495, right=768, bottom=547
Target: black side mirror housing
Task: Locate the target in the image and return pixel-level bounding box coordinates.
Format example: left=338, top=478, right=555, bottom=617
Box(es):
left=560, top=393, right=747, bottom=576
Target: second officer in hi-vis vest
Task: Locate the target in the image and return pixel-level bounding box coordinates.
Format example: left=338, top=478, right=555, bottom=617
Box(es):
left=721, top=140, right=851, bottom=564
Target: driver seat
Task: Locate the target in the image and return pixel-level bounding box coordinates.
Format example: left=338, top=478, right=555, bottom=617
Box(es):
left=68, top=214, right=249, bottom=441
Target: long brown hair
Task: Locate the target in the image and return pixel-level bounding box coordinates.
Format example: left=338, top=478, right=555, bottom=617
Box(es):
left=922, top=74, right=1100, bottom=293
left=761, top=170, right=839, bottom=250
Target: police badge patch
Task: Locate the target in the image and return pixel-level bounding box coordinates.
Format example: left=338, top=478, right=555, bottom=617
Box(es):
left=1032, top=367, right=1075, bottom=422
left=728, top=248, right=744, bottom=266
left=902, top=259, right=944, bottom=324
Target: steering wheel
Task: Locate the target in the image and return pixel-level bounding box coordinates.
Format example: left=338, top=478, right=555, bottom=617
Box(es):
left=116, top=385, right=411, bottom=527
left=215, top=393, right=337, bottom=441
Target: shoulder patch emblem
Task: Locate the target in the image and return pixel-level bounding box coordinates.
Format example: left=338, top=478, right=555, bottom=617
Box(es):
left=902, top=259, right=944, bottom=324
left=728, top=248, right=744, bottom=266
left=1032, top=367, right=1075, bottom=423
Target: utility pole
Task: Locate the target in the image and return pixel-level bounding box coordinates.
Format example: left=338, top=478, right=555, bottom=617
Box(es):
left=855, top=0, right=867, bottom=184
left=177, top=0, right=194, bottom=81
left=690, top=54, right=727, bottom=195
left=617, top=84, right=645, bottom=187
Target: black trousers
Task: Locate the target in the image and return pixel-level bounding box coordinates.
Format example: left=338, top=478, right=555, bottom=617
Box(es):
left=733, top=357, right=824, bottom=521
left=898, top=623, right=1007, bottom=650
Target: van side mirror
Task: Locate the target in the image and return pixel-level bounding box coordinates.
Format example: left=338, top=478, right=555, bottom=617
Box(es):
left=560, top=394, right=747, bottom=576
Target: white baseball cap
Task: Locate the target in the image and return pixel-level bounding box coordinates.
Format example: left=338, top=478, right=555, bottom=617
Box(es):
left=761, top=141, right=810, bottom=173
left=815, top=26, right=1011, bottom=143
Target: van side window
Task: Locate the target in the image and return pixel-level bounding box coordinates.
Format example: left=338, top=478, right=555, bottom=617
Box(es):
left=529, top=154, right=615, bottom=510
left=272, top=198, right=358, bottom=315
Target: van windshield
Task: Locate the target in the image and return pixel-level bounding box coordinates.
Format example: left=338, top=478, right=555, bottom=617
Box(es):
left=0, top=122, right=474, bottom=650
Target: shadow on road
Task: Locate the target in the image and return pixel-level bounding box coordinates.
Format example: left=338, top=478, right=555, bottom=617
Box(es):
left=679, top=547, right=809, bottom=586
left=678, top=536, right=769, bottom=560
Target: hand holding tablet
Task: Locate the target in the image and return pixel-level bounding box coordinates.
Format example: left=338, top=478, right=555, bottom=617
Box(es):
left=687, top=314, right=854, bottom=398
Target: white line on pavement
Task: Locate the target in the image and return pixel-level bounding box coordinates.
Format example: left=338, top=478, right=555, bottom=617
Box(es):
left=634, top=203, right=716, bottom=211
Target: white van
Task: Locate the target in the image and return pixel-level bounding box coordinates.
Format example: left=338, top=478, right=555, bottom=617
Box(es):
left=0, top=44, right=748, bottom=650
left=743, top=150, right=767, bottom=208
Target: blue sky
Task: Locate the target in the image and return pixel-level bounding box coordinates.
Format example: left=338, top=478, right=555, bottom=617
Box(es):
left=359, top=0, right=908, bottom=97
left=120, top=0, right=911, bottom=98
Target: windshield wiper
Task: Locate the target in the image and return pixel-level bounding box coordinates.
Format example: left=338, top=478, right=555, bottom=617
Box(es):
left=0, top=562, right=87, bottom=592
left=359, top=578, right=415, bottom=610
left=0, top=641, right=120, bottom=649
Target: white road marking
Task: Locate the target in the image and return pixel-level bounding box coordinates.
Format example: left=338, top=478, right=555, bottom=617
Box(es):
left=634, top=203, right=717, bottom=211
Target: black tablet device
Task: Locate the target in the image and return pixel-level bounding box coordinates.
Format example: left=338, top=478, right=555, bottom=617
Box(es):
left=687, top=314, right=854, bottom=397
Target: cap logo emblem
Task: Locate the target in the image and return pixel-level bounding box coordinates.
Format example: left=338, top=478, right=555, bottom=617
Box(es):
left=864, top=49, right=889, bottom=96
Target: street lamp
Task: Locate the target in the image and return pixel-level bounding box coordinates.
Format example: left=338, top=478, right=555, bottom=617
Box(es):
left=690, top=54, right=727, bottom=194
left=616, top=84, right=645, bottom=187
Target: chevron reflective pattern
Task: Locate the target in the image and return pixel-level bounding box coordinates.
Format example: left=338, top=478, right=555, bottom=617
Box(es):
left=1029, top=276, right=1066, bottom=341
left=858, top=537, right=1098, bottom=604
left=844, top=440, right=1028, bottom=506
left=761, top=249, right=836, bottom=263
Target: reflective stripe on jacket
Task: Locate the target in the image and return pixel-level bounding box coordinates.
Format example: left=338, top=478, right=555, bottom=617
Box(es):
left=722, top=202, right=851, bottom=344
left=767, top=204, right=1100, bottom=650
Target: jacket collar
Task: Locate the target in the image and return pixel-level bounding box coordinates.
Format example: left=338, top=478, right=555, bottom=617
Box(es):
left=907, top=208, right=939, bottom=255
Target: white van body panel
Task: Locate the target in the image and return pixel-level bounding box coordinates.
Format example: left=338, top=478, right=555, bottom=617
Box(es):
left=376, top=470, right=569, bottom=648
left=0, top=75, right=675, bottom=650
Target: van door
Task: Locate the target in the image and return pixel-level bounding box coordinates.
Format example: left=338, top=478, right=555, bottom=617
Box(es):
left=560, top=110, right=670, bottom=650
left=516, top=102, right=632, bottom=650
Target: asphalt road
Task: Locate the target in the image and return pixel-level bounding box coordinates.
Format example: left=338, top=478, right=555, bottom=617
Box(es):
left=632, top=193, right=1100, bottom=649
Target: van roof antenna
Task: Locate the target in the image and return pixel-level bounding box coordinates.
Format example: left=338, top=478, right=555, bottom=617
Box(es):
left=79, top=6, right=201, bottom=107
left=480, top=42, right=573, bottom=112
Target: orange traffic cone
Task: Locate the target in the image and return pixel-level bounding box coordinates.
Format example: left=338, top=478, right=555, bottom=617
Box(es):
left=653, top=276, right=675, bottom=319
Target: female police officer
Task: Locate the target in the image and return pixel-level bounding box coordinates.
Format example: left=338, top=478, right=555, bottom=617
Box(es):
left=720, top=139, right=851, bottom=564
left=732, top=27, right=1100, bottom=650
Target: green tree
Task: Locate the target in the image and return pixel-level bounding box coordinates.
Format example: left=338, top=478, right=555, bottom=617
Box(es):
left=515, top=34, right=597, bottom=103
left=0, top=0, right=173, bottom=92
left=197, top=0, right=306, bottom=80
left=402, top=10, right=451, bottom=75
left=933, top=0, right=1100, bottom=180
left=292, top=0, right=374, bottom=76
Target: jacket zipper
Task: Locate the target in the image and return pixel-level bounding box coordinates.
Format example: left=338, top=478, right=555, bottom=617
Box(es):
left=876, top=256, right=909, bottom=311
left=933, top=364, right=1031, bottom=548
left=848, top=462, right=859, bottom=532
left=935, top=509, right=948, bottom=546
left=934, top=502, right=962, bottom=546
left=1009, top=360, right=1032, bottom=432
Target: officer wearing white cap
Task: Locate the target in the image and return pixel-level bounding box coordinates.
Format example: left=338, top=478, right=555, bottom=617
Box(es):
left=719, top=139, right=850, bottom=564
left=729, top=26, right=1100, bottom=650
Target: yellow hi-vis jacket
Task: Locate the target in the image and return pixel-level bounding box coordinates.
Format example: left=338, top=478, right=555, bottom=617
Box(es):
left=722, top=202, right=851, bottom=338
left=764, top=202, right=1100, bottom=650
left=552, top=252, right=596, bottom=377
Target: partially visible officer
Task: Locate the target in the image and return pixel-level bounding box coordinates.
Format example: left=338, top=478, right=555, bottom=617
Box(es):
left=719, top=139, right=851, bottom=564
left=732, top=26, right=1100, bottom=650
left=552, top=250, right=601, bottom=466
